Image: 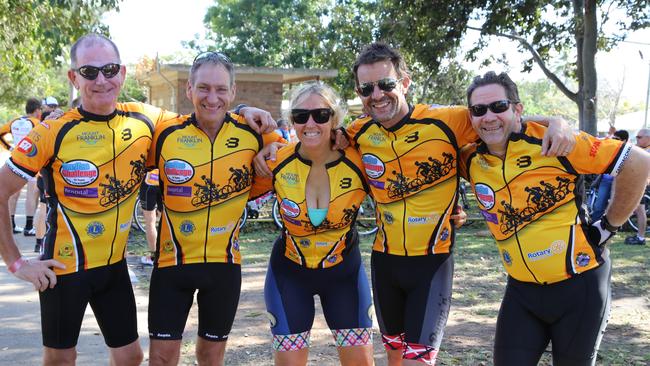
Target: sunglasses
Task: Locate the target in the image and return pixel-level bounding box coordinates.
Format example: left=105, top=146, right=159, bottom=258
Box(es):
left=193, top=51, right=232, bottom=65
left=357, top=77, right=403, bottom=97
left=290, top=108, right=334, bottom=124
left=469, top=100, right=516, bottom=117
left=637, top=135, right=649, bottom=139
left=74, top=63, right=121, bottom=80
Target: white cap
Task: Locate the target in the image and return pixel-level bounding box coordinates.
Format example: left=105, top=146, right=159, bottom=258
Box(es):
left=43, top=96, right=58, bottom=106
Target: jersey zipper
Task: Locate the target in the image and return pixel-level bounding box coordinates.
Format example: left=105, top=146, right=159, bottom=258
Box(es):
left=389, top=130, right=408, bottom=256
left=107, top=120, right=118, bottom=265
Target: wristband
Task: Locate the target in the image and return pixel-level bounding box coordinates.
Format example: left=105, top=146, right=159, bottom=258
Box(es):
left=233, top=104, right=248, bottom=115
left=601, top=215, right=619, bottom=232
left=8, top=256, right=28, bottom=273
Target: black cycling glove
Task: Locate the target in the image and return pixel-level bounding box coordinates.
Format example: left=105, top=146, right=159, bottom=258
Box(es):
left=587, top=215, right=618, bottom=247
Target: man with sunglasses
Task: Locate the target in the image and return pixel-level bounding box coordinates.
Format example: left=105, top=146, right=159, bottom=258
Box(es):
left=624, top=128, right=650, bottom=245
left=0, top=34, right=275, bottom=366
left=146, top=51, right=284, bottom=366
left=458, top=71, right=649, bottom=365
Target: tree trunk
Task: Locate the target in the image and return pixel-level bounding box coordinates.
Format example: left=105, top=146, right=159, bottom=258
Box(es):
left=582, top=0, right=599, bottom=135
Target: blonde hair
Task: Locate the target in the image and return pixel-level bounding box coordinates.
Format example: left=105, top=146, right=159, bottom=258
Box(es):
left=287, top=82, right=347, bottom=129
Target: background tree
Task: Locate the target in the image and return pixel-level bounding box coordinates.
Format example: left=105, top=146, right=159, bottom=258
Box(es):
left=380, top=0, right=650, bottom=134
left=0, top=0, right=120, bottom=111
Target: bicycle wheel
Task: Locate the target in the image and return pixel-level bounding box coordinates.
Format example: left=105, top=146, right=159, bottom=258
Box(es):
left=625, top=194, right=650, bottom=233
left=355, top=196, right=378, bottom=236
left=132, top=198, right=146, bottom=232
left=272, top=198, right=283, bottom=229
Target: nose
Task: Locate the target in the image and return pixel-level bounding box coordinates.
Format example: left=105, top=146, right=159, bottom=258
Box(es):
left=370, top=84, right=384, bottom=99
left=94, top=72, right=107, bottom=84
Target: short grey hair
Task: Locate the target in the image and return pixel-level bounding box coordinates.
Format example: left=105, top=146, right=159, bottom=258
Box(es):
left=70, top=33, right=121, bottom=68
left=189, top=52, right=235, bottom=87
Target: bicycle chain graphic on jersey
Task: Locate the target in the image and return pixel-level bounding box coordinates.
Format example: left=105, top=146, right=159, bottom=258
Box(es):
left=499, top=177, right=575, bottom=234
left=191, top=165, right=252, bottom=207
left=386, top=152, right=455, bottom=199
left=99, top=154, right=146, bottom=207
left=298, top=205, right=359, bottom=232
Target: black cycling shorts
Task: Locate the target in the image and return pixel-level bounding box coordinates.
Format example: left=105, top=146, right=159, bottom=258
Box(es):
left=148, top=262, right=241, bottom=342
left=493, top=251, right=611, bottom=366
left=371, top=251, right=453, bottom=349
left=37, top=175, right=46, bottom=203
left=138, top=182, right=162, bottom=211
left=39, top=260, right=138, bottom=349
left=264, top=236, right=373, bottom=337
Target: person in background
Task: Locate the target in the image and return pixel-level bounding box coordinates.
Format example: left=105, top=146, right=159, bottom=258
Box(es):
left=459, top=71, right=650, bottom=365
left=138, top=169, right=162, bottom=266
left=0, top=97, right=42, bottom=236
left=624, top=128, right=650, bottom=245
left=591, top=129, right=629, bottom=221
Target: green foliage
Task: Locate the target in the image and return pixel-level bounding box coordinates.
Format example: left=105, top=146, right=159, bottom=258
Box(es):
left=518, top=79, right=579, bottom=124
left=119, top=70, right=148, bottom=103
left=0, top=0, right=120, bottom=108
left=197, top=0, right=377, bottom=99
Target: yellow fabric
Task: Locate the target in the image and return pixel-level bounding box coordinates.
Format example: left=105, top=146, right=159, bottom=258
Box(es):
left=346, top=104, right=477, bottom=256
left=8, top=103, right=178, bottom=275
left=459, top=122, right=630, bottom=284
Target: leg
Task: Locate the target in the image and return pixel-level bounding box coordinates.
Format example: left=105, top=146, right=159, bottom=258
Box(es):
left=109, top=339, right=143, bottom=366
left=143, top=208, right=158, bottom=251
left=43, top=347, right=76, bottom=366
left=196, top=338, right=227, bottom=366
left=637, top=203, right=647, bottom=237
left=338, top=345, right=374, bottom=366
left=493, top=278, right=549, bottom=366
left=149, top=340, right=182, bottom=366
left=25, top=178, right=38, bottom=216
left=274, top=347, right=309, bottom=366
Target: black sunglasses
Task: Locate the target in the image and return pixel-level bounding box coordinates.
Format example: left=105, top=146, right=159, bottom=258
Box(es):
left=290, top=108, right=334, bottom=124
left=469, top=100, right=517, bottom=117
left=193, top=51, right=232, bottom=65
left=74, top=63, right=121, bottom=80
left=357, top=77, right=402, bottom=97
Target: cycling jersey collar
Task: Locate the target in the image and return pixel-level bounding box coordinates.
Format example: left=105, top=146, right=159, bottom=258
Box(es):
left=78, top=106, right=118, bottom=121
left=294, top=142, right=344, bottom=168
left=380, top=104, right=414, bottom=132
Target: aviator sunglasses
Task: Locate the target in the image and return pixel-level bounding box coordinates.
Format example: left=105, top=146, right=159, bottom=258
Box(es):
left=73, top=63, right=121, bottom=80
left=469, top=100, right=517, bottom=117
left=290, top=108, right=334, bottom=124
left=357, top=77, right=403, bottom=97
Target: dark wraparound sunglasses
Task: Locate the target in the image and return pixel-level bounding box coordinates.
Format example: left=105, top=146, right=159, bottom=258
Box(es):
left=290, top=108, right=334, bottom=124
left=357, top=77, right=403, bottom=97
left=73, top=63, right=121, bottom=80
left=193, top=51, right=232, bottom=65
left=469, top=100, right=517, bottom=117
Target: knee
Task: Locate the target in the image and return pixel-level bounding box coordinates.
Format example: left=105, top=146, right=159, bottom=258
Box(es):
left=111, top=345, right=143, bottom=366
left=43, top=347, right=77, bottom=366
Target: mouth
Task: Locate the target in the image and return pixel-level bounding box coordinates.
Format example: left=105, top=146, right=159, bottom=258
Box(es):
left=303, top=131, right=321, bottom=137
left=481, top=124, right=502, bottom=132
left=371, top=98, right=391, bottom=109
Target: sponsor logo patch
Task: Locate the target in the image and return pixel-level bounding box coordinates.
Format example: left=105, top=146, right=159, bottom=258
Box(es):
left=164, top=159, right=194, bottom=184
left=367, top=133, right=386, bottom=146
left=439, top=228, right=449, bottom=241
left=76, top=131, right=106, bottom=145
left=480, top=209, right=499, bottom=224
left=280, top=199, right=300, bottom=218
left=167, top=185, right=192, bottom=197
left=16, top=138, right=37, bottom=157
left=60, top=160, right=98, bottom=186
left=362, top=154, right=385, bottom=179
left=179, top=220, right=195, bottom=236
left=589, top=140, right=601, bottom=157
left=526, top=241, right=566, bottom=262
left=177, top=135, right=203, bottom=148
left=368, top=179, right=385, bottom=189
left=299, top=239, right=310, bottom=247
left=383, top=211, right=394, bottom=225
left=576, top=252, right=591, bottom=267
left=502, top=250, right=512, bottom=266
left=63, top=186, right=98, bottom=198
left=475, top=183, right=495, bottom=209
left=86, top=221, right=105, bottom=238
left=280, top=172, right=299, bottom=186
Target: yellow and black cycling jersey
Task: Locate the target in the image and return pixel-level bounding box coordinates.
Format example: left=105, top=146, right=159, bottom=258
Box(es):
left=0, top=115, right=38, bottom=150
left=7, top=103, right=178, bottom=275
left=252, top=143, right=369, bottom=269
left=148, top=113, right=282, bottom=268
left=459, top=122, right=631, bottom=284
left=346, top=104, right=477, bottom=256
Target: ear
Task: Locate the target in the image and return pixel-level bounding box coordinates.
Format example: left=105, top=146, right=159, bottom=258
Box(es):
left=513, top=102, right=524, bottom=118
left=119, top=64, right=127, bottom=81
left=401, top=74, right=412, bottom=94
left=186, top=80, right=192, bottom=100
left=230, top=82, right=237, bottom=101
left=67, top=69, right=79, bottom=89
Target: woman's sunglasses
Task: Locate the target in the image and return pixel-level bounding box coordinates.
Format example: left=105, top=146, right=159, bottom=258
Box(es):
left=469, top=100, right=516, bottom=117
left=290, top=108, right=334, bottom=124
left=357, top=77, right=402, bottom=97
left=73, top=63, right=121, bottom=80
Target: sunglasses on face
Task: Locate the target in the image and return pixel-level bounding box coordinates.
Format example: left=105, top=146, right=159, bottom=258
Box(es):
left=469, top=100, right=515, bottom=117
left=357, top=77, right=402, bottom=97
left=290, top=108, right=334, bottom=124
left=637, top=135, right=649, bottom=139
left=73, top=63, right=121, bottom=80
left=193, top=51, right=232, bottom=65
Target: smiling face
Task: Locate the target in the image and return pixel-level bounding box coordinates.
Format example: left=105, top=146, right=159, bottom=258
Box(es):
left=292, top=93, right=333, bottom=150
left=186, top=63, right=236, bottom=127
left=469, top=83, right=523, bottom=157
left=67, top=42, right=125, bottom=116
left=355, top=60, right=411, bottom=129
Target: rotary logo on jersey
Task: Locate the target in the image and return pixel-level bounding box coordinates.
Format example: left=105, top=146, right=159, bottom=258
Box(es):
left=280, top=199, right=300, bottom=218
left=475, top=183, right=495, bottom=209
left=164, top=159, right=194, bottom=184
left=362, top=154, right=385, bottom=179
left=60, top=160, right=99, bottom=186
